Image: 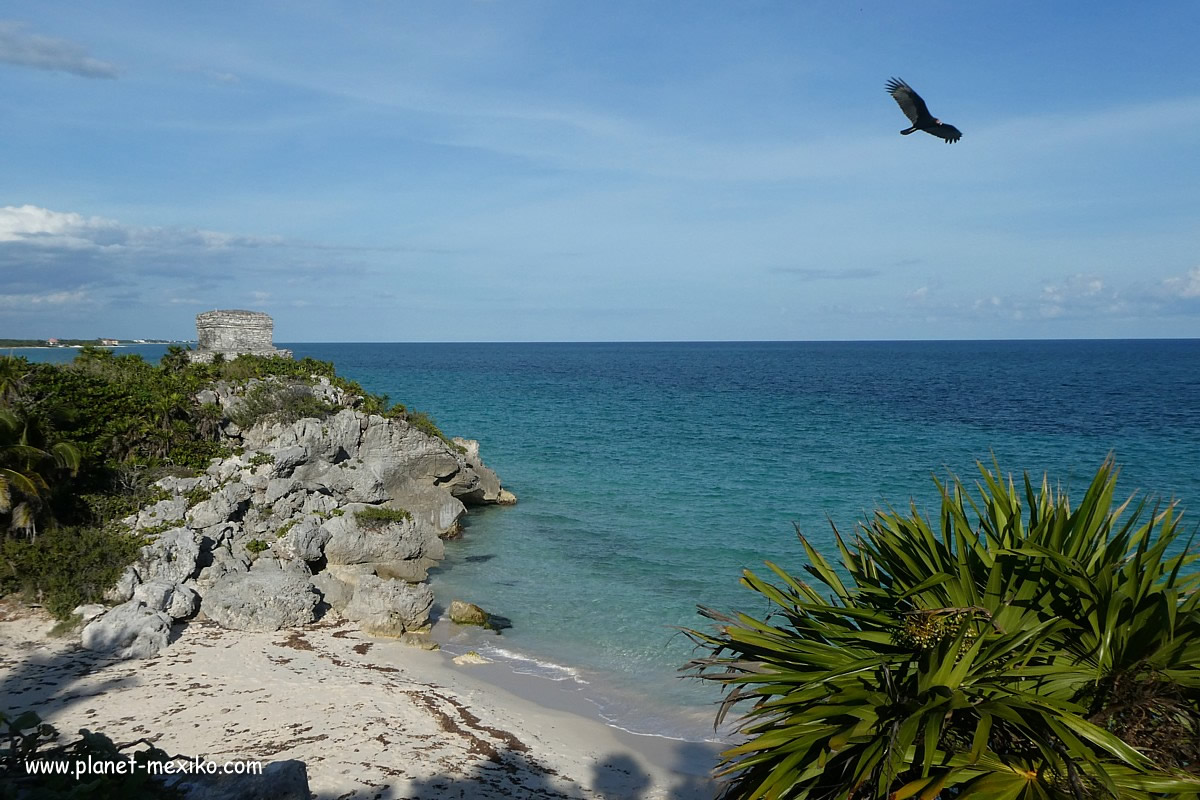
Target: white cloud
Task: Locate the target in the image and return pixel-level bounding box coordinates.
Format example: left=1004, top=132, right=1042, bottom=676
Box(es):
left=0, top=204, right=282, bottom=251
left=1162, top=267, right=1200, bottom=299
left=0, top=290, right=89, bottom=308
left=0, top=204, right=122, bottom=245
left=0, top=20, right=119, bottom=78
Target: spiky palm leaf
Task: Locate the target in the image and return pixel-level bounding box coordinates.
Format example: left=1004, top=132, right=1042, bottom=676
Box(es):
left=685, top=458, right=1200, bottom=799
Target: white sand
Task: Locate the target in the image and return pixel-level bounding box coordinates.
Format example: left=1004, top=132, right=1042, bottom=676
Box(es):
left=0, top=607, right=718, bottom=798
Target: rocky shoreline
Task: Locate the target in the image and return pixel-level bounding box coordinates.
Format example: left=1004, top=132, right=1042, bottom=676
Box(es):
left=80, top=374, right=515, bottom=661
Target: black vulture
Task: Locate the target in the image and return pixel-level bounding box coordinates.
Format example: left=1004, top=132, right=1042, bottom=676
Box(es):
left=886, top=77, right=962, bottom=143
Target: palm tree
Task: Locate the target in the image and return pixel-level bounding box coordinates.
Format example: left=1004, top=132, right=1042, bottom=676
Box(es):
left=0, top=355, right=30, bottom=405
left=0, top=409, right=80, bottom=539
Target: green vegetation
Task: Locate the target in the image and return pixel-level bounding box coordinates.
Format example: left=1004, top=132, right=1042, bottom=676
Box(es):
left=228, top=382, right=336, bottom=429
left=247, top=451, right=274, bottom=467
left=183, top=486, right=211, bottom=508
left=354, top=506, right=413, bottom=528
left=275, top=519, right=298, bottom=539
left=686, top=458, right=1200, bottom=800
left=0, top=709, right=180, bottom=799
left=0, top=526, right=142, bottom=619
left=244, top=538, right=270, bottom=554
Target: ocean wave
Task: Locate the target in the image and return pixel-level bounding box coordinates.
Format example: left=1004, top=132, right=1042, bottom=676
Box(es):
left=474, top=644, right=591, bottom=685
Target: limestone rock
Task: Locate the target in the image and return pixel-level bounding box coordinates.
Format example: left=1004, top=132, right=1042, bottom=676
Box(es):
left=448, top=599, right=491, bottom=628
left=310, top=570, right=353, bottom=612
left=322, top=509, right=429, bottom=566
left=133, top=496, right=188, bottom=531
left=294, top=461, right=387, bottom=504
left=274, top=516, right=330, bottom=562
left=400, top=632, right=440, bottom=650
left=81, top=601, right=172, bottom=659
left=300, top=491, right=337, bottom=516
left=359, top=415, right=462, bottom=489
left=202, top=570, right=319, bottom=632
left=194, top=388, right=219, bottom=406
left=187, top=481, right=251, bottom=529
left=343, top=574, right=433, bottom=637
left=452, top=651, right=492, bottom=665
left=72, top=604, right=107, bottom=623
left=265, top=477, right=299, bottom=505
left=133, top=579, right=200, bottom=620
left=270, top=445, right=308, bottom=477
left=388, top=480, right=466, bottom=534
left=192, top=545, right=249, bottom=592
left=137, top=528, right=201, bottom=584
left=104, top=565, right=141, bottom=604
left=497, top=488, right=518, bottom=505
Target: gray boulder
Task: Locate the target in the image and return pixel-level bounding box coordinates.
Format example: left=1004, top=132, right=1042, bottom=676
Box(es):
left=187, top=481, right=251, bottom=529
left=270, top=445, right=308, bottom=477
left=72, top=604, right=107, bottom=623
left=192, top=544, right=249, bottom=592
left=265, top=477, right=299, bottom=505
left=388, top=479, right=465, bottom=534
left=104, top=565, right=141, bottom=604
left=300, top=491, right=337, bottom=517
left=294, top=461, right=387, bottom=504
left=137, top=528, right=201, bottom=584
left=359, top=415, right=462, bottom=486
left=448, top=599, right=491, bottom=628
left=322, top=509, right=430, bottom=566
left=81, top=601, right=172, bottom=659
left=132, top=496, right=189, bottom=532
left=202, top=570, right=319, bottom=632
left=274, top=516, right=330, bottom=562
left=133, top=579, right=200, bottom=620
left=310, top=569, right=353, bottom=612
left=343, top=574, right=433, bottom=637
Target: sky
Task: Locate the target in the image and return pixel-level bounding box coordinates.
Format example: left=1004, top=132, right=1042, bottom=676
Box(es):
left=1, top=2, right=1198, bottom=342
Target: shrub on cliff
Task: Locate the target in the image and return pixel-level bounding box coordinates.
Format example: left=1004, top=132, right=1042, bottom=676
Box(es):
left=685, top=458, right=1200, bottom=799
left=354, top=506, right=413, bottom=529
left=228, top=382, right=337, bottom=429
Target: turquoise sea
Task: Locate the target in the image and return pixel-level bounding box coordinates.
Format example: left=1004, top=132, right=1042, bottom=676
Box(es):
left=16, top=340, right=1200, bottom=740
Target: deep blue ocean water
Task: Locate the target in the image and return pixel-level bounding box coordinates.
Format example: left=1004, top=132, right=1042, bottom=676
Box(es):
left=15, top=340, right=1200, bottom=739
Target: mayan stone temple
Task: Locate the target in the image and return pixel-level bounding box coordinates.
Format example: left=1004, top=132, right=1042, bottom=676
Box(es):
left=187, top=309, right=293, bottom=363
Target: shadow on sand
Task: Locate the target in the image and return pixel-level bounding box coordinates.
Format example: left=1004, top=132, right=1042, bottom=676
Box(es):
left=309, top=740, right=718, bottom=799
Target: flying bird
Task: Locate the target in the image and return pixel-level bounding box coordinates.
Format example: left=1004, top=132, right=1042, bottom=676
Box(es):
left=886, top=77, right=962, bottom=143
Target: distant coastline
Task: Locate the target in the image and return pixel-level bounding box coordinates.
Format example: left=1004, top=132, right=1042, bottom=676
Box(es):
left=2, top=340, right=189, bottom=349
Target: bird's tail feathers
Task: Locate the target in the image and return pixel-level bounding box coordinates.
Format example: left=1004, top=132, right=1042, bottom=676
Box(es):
left=900, top=127, right=917, bottom=135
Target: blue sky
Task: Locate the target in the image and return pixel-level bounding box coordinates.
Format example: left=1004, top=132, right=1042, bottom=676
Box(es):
left=2, top=2, right=1198, bottom=342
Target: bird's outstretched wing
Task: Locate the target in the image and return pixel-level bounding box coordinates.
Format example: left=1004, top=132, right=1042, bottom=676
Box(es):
left=886, top=77, right=930, bottom=125
left=927, top=122, right=962, bottom=143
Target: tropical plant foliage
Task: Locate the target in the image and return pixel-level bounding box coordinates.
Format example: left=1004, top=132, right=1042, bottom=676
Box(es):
left=685, top=459, right=1200, bottom=799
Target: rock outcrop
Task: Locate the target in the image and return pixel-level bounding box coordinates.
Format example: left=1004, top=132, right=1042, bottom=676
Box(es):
left=88, top=373, right=514, bottom=660
left=81, top=601, right=173, bottom=659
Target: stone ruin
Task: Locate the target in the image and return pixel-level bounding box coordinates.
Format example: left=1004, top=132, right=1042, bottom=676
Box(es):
left=188, top=310, right=292, bottom=363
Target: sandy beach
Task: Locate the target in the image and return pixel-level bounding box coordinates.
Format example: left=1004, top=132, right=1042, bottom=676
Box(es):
left=0, top=605, right=719, bottom=799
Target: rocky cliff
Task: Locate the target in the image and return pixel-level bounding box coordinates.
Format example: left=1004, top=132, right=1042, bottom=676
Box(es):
left=80, top=375, right=514, bottom=659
